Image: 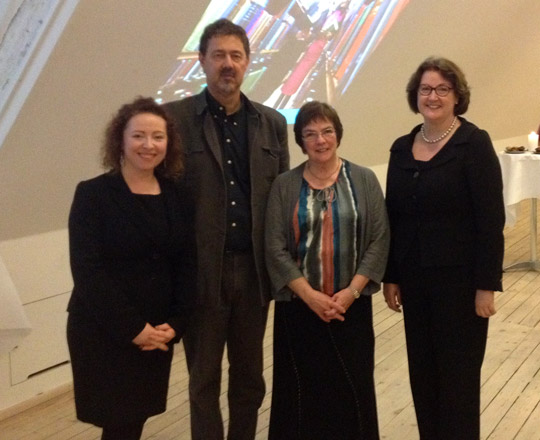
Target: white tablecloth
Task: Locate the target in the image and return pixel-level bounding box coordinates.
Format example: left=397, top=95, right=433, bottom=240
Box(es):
left=0, top=255, right=31, bottom=356
left=498, top=152, right=540, bottom=226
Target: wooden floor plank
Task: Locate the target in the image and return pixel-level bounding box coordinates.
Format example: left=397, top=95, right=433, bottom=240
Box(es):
left=514, top=398, right=540, bottom=440
left=1, top=198, right=540, bottom=439
left=482, top=331, right=540, bottom=438
left=487, top=365, right=540, bottom=440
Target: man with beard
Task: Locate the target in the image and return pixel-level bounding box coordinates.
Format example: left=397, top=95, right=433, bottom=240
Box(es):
left=163, top=19, right=289, bottom=440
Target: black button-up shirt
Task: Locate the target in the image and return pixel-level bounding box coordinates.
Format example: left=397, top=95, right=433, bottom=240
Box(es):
left=206, top=90, right=252, bottom=251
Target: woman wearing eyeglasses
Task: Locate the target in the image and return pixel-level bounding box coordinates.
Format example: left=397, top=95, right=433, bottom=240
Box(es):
left=383, top=57, right=505, bottom=439
left=265, top=101, right=389, bottom=439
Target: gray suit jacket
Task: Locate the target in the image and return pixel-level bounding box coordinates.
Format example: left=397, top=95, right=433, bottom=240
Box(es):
left=164, top=90, right=289, bottom=306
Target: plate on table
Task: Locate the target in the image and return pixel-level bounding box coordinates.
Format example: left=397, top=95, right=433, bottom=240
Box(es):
left=505, top=147, right=527, bottom=154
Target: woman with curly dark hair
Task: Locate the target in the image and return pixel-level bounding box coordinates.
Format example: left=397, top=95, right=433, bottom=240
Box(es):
left=67, top=97, right=195, bottom=439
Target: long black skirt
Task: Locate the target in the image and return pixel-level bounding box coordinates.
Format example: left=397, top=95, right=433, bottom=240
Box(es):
left=269, top=295, right=379, bottom=440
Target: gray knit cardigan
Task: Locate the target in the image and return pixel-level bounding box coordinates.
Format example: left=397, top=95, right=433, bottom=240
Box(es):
left=264, top=159, right=390, bottom=302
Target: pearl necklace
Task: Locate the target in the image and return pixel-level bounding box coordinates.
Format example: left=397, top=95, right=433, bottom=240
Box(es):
left=421, top=116, right=457, bottom=144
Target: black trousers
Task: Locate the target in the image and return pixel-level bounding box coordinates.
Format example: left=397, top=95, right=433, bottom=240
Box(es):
left=399, top=258, right=489, bottom=440
left=101, top=419, right=146, bottom=440
left=183, top=251, right=268, bottom=440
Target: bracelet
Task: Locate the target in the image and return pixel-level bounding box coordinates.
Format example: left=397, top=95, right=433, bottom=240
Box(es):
left=349, top=287, right=361, bottom=299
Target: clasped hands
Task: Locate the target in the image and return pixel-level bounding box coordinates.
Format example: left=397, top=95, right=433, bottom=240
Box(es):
left=306, top=287, right=356, bottom=323
left=132, top=322, right=176, bottom=351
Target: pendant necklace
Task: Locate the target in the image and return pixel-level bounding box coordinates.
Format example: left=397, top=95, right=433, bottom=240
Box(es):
left=306, top=158, right=342, bottom=181
left=306, top=159, right=341, bottom=204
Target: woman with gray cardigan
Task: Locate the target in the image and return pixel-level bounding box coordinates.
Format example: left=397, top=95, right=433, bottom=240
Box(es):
left=265, top=101, right=389, bottom=439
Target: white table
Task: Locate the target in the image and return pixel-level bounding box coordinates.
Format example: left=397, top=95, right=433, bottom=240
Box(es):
left=498, top=151, right=540, bottom=271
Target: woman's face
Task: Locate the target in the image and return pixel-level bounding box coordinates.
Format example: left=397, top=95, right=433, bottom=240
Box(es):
left=122, top=112, right=167, bottom=175
left=417, top=70, right=458, bottom=124
left=301, top=118, right=338, bottom=164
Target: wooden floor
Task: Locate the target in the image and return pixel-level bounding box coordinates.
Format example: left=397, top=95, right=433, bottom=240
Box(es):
left=1, top=200, right=539, bottom=439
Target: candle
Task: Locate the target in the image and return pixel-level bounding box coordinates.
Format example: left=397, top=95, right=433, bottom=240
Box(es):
left=528, top=131, right=539, bottom=150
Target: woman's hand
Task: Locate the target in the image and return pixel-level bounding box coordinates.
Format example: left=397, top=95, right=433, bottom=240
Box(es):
left=288, top=277, right=346, bottom=322
left=475, top=289, right=496, bottom=318
left=155, top=323, right=176, bottom=343
left=305, top=289, right=347, bottom=323
left=383, top=283, right=402, bottom=312
left=328, top=288, right=356, bottom=316
left=132, top=323, right=174, bottom=351
left=327, top=276, right=371, bottom=319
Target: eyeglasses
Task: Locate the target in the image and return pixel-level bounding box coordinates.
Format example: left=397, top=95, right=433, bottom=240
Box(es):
left=418, top=84, right=453, bottom=97
left=302, top=128, right=336, bottom=142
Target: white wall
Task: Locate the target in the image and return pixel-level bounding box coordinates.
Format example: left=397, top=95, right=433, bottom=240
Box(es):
left=0, top=231, right=72, bottom=415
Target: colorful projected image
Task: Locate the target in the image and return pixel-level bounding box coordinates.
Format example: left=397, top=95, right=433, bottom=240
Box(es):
left=157, top=0, right=409, bottom=119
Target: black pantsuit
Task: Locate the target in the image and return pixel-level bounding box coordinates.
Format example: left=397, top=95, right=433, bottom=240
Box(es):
left=384, top=118, right=505, bottom=439
left=399, top=250, right=488, bottom=439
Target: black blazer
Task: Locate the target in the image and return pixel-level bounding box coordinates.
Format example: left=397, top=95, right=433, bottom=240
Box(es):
left=67, top=172, right=195, bottom=344
left=384, top=118, right=505, bottom=291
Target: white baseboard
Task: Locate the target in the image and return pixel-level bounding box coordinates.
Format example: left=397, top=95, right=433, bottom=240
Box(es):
left=0, top=381, right=73, bottom=422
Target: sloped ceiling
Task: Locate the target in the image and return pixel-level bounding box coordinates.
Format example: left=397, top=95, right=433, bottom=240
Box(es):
left=0, top=0, right=539, bottom=240
left=0, top=0, right=78, bottom=150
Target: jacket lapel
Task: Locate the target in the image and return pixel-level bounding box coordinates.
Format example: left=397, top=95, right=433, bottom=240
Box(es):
left=421, top=118, right=476, bottom=169
left=392, top=122, right=462, bottom=171
left=246, top=106, right=260, bottom=155
left=194, top=91, right=223, bottom=170
left=105, top=173, right=166, bottom=247
left=159, top=178, right=180, bottom=248
left=245, top=99, right=276, bottom=180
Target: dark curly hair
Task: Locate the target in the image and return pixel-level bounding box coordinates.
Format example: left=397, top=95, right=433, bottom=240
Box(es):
left=294, top=101, right=344, bottom=151
left=102, top=96, right=183, bottom=179
left=406, top=56, right=470, bottom=116
left=199, top=18, right=250, bottom=58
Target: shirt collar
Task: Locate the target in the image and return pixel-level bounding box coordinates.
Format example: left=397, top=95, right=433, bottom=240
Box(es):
left=204, top=88, right=247, bottom=120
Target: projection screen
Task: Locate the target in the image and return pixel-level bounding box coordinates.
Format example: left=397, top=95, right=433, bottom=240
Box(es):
left=156, top=0, right=410, bottom=122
